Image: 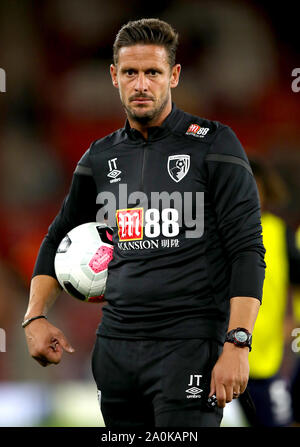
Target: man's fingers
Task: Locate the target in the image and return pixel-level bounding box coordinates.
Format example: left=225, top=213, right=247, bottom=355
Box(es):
left=33, top=355, right=51, bottom=367
left=26, top=322, right=75, bottom=367
left=33, top=351, right=61, bottom=366
left=32, top=341, right=65, bottom=366
left=240, top=379, right=248, bottom=394
left=209, top=374, right=216, bottom=398
left=215, top=383, right=227, bottom=408
left=56, top=335, right=75, bottom=353
left=224, top=384, right=234, bottom=402
left=33, top=358, right=47, bottom=367
left=233, top=386, right=241, bottom=398
left=215, top=380, right=246, bottom=404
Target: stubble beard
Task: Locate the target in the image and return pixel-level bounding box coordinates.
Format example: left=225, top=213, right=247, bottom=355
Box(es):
left=121, top=91, right=170, bottom=126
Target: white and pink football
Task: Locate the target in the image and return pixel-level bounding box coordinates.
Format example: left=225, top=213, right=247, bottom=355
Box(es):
left=54, top=222, right=114, bottom=303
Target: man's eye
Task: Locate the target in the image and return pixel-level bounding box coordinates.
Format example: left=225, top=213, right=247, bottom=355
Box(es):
left=148, top=70, right=158, bottom=76
left=126, top=70, right=135, bottom=76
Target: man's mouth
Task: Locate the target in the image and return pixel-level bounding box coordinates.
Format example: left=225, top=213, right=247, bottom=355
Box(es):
left=130, top=97, right=153, bottom=104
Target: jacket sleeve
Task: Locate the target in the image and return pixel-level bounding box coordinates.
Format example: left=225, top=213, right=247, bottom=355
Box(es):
left=32, top=147, right=98, bottom=280
left=206, top=126, right=266, bottom=302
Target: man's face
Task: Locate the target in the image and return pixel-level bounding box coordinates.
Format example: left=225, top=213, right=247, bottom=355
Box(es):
left=110, top=44, right=181, bottom=125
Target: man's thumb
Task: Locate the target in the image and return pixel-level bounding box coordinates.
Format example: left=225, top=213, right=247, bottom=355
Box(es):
left=60, top=336, right=75, bottom=353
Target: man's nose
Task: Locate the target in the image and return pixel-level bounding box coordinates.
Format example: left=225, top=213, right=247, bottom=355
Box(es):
left=134, top=73, right=148, bottom=91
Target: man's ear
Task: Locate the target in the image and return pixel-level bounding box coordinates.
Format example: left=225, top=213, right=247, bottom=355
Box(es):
left=170, top=64, right=181, bottom=89
left=110, top=64, right=119, bottom=88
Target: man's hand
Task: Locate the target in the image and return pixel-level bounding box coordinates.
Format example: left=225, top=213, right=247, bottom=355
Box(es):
left=209, top=342, right=249, bottom=408
left=24, top=317, right=75, bottom=367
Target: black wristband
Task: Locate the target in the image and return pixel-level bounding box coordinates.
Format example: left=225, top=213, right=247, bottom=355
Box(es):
left=22, top=315, right=47, bottom=328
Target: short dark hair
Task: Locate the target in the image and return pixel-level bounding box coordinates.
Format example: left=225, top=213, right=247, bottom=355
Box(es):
left=113, top=18, right=179, bottom=67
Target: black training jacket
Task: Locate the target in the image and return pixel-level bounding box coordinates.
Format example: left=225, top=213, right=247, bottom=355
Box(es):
left=33, top=103, right=266, bottom=343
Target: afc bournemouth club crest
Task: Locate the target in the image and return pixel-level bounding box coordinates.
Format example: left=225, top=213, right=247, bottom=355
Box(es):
left=167, top=155, right=190, bottom=183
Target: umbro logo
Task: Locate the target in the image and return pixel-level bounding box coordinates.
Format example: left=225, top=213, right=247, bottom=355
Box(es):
left=107, top=169, right=121, bottom=179
left=107, top=158, right=121, bottom=183
left=186, top=387, right=203, bottom=399
left=186, top=387, right=203, bottom=395
left=186, top=374, right=203, bottom=399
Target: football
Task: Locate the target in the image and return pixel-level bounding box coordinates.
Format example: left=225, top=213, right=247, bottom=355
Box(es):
left=54, top=222, right=114, bottom=303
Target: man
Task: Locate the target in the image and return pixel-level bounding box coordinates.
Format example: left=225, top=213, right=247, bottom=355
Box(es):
left=238, top=158, right=297, bottom=426
left=23, top=18, right=265, bottom=427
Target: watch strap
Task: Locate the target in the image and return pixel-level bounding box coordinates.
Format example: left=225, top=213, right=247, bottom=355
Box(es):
left=225, top=327, right=252, bottom=351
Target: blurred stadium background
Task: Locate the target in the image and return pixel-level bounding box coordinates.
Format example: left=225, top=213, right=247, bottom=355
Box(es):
left=0, top=0, right=299, bottom=427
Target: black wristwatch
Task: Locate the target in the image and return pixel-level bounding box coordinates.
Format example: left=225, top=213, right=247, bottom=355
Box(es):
left=225, top=327, right=252, bottom=351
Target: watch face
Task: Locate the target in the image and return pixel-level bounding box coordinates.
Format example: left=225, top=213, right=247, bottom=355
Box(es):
left=235, top=330, right=248, bottom=343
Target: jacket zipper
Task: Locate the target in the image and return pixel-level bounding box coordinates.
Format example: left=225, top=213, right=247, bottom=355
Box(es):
left=140, top=142, right=147, bottom=192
